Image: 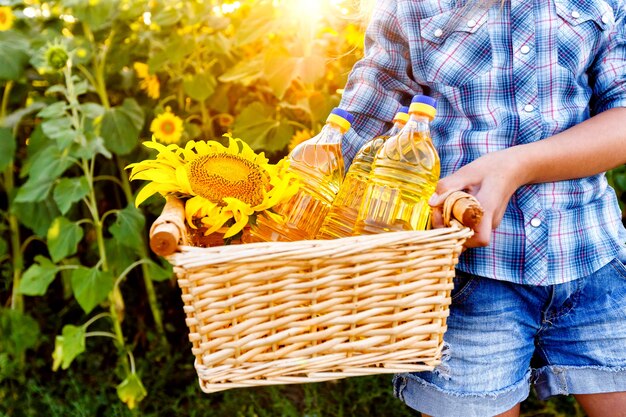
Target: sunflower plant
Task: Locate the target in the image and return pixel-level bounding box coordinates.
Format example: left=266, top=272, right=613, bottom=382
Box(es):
left=127, top=135, right=300, bottom=241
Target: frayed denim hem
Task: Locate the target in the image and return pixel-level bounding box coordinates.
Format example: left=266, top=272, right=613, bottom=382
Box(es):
left=392, top=371, right=531, bottom=417
left=533, top=365, right=626, bottom=400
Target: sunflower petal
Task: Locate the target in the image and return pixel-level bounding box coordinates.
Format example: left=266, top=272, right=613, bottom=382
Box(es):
left=201, top=210, right=231, bottom=235
left=185, top=196, right=211, bottom=229
left=135, top=183, right=163, bottom=207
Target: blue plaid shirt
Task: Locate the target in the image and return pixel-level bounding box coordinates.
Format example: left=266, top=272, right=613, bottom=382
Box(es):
left=340, top=0, right=626, bottom=285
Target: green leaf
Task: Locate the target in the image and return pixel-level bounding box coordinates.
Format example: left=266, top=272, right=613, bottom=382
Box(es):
left=18, top=256, right=59, bottom=296
left=80, top=103, right=105, bottom=119
left=0, top=31, right=29, bottom=80
left=45, top=85, right=67, bottom=96
left=52, top=324, right=85, bottom=371
left=264, top=53, right=298, bottom=99
left=218, top=55, right=263, bottom=85
left=151, top=6, right=181, bottom=27
left=232, top=103, right=293, bottom=152
left=37, top=102, right=68, bottom=119
left=63, top=0, right=116, bottom=31
left=53, top=177, right=90, bottom=214
left=14, top=179, right=55, bottom=203
left=308, top=92, right=334, bottom=126
left=145, top=259, right=173, bottom=282
left=148, top=36, right=195, bottom=70
left=109, top=205, right=145, bottom=249
left=615, top=172, right=626, bottom=192
left=105, top=238, right=139, bottom=276
left=2, top=102, right=47, bottom=130
left=269, top=121, right=295, bottom=153
left=11, top=199, right=60, bottom=237
left=70, top=267, right=114, bottom=314
left=0, top=308, right=40, bottom=356
left=41, top=117, right=78, bottom=148
left=117, top=373, right=147, bottom=410
left=100, top=98, right=144, bottom=155
left=47, top=217, right=84, bottom=263
left=0, top=127, right=16, bottom=172
left=21, top=142, right=72, bottom=182
left=235, top=6, right=275, bottom=46
left=183, top=72, right=217, bottom=102
left=0, top=238, right=7, bottom=258
left=232, top=102, right=278, bottom=146
left=71, top=126, right=112, bottom=160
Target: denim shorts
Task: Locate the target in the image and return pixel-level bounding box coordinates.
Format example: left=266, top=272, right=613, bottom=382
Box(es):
left=393, top=256, right=626, bottom=417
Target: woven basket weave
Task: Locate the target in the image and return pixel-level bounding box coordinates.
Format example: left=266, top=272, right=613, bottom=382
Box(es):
left=150, top=193, right=479, bottom=393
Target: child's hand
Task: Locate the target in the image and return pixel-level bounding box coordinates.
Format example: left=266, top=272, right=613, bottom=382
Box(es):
left=428, top=149, right=526, bottom=248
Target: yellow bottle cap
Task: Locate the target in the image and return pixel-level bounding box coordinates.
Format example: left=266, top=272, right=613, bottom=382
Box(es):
left=408, top=102, right=437, bottom=119
left=326, top=111, right=353, bottom=131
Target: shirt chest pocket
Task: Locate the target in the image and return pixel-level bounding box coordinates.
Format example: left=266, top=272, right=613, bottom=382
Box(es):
left=555, top=0, right=614, bottom=76
left=417, top=9, right=492, bottom=87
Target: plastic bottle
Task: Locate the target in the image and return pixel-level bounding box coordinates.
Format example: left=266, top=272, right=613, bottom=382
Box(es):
left=316, top=106, right=410, bottom=240
left=246, top=108, right=354, bottom=242
left=354, top=95, right=439, bottom=234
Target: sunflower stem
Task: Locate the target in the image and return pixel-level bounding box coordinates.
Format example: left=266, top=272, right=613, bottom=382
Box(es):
left=1, top=81, right=23, bottom=313
left=64, top=64, right=128, bottom=373
left=85, top=24, right=169, bottom=349
left=200, top=99, right=214, bottom=139
left=116, top=157, right=168, bottom=345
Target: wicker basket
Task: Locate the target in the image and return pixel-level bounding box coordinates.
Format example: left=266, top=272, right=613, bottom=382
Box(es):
left=150, top=193, right=481, bottom=393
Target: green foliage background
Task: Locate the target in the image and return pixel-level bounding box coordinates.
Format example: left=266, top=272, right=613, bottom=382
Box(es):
left=0, top=0, right=623, bottom=415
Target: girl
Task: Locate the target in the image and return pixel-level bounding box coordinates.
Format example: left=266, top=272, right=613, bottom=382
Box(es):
left=339, top=1, right=626, bottom=416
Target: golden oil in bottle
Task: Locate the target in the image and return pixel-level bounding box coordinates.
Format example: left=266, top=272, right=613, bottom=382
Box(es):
left=246, top=108, right=353, bottom=242
left=355, top=95, right=439, bottom=234
left=316, top=107, right=410, bottom=239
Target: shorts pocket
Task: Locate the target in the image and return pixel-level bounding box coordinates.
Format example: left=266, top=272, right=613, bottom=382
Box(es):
left=451, top=271, right=479, bottom=304
left=418, top=8, right=492, bottom=87
left=555, top=0, right=614, bottom=76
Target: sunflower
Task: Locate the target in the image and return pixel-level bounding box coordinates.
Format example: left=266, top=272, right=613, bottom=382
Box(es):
left=127, top=135, right=299, bottom=238
left=0, top=7, right=14, bottom=31
left=133, top=62, right=160, bottom=99
left=149, top=107, right=183, bottom=144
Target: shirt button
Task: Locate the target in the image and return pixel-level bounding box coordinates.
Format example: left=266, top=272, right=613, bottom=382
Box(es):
left=434, top=28, right=443, bottom=38
left=602, top=14, right=610, bottom=24
left=467, top=19, right=477, bottom=28
left=571, top=11, right=580, bottom=19
left=520, top=45, right=531, bottom=54
left=524, top=104, right=535, bottom=112
left=530, top=218, right=542, bottom=228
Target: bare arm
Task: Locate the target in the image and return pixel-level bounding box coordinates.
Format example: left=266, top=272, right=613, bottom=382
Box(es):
left=514, top=107, right=626, bottom=184
left=430, top=107, right=626, bottom=247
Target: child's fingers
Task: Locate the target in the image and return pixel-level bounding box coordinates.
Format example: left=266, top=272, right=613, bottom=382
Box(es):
left=428, top=189, right=458, bottom=207
left=463, top=212, right=492, bottom=248
left=431, top=205, right=444, bottom=228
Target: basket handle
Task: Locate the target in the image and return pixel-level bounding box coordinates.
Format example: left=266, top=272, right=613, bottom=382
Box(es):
left=441, top=191, right=484, bottom=229
left=148, top=191, right=484, bottom=256
left=149, top=196, right=188, bottom=257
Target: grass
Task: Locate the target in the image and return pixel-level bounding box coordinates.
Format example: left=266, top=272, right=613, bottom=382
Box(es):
left=0, top=350, right=587, bottom=417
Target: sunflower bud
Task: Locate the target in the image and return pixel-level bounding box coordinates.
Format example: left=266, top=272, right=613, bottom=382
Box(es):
left=45, top=45, right=70, bottom=71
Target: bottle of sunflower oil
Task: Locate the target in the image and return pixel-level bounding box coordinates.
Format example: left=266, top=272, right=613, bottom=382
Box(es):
left=354, top=95, right=439, bottom=235
left=246, top=108, right=354, bottom=242
left=316, top=106, right=410, bottom=240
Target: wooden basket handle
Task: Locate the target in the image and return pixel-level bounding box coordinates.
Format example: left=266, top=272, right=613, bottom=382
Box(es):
left=149, top=196, right=188, bottom=257
left=442, top=191, right=484, bottom=229
left=148, top=191, right=484, bottom=257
